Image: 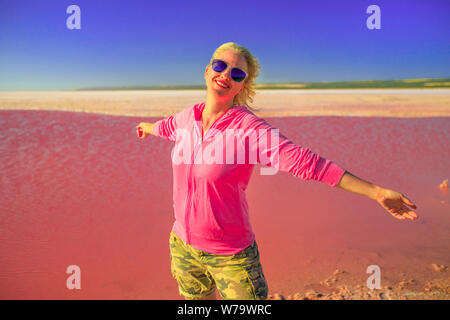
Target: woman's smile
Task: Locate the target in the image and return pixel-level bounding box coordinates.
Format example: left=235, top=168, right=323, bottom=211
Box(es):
left=215, top=79, right=230, bottom=89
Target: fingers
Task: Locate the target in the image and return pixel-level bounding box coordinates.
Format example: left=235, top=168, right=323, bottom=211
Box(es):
left=401, top=194, right=417, bottom=209
left=135, top=123, right=145, bottom=130
left=392, top=212, right=410, bottom=220
left=389, top=208, right=406, bottom=220
left=402, top=211, right=417, bottom=221
left=400, top=194, right=419, bottom=220
left=136, top=126, right=146, bottom=139
left=136, top=123, right=148, bottom=139
left=392, top=212, right=406, bottom=220
left=390, top=206, right=418, bottom=221
left=380, top=191, right=419, bottom=221
left=405, top=210, right=418, bottom=220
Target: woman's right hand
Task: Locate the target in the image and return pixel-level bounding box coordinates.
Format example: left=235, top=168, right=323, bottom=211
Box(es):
left=136, top=122, right=154, bottom=139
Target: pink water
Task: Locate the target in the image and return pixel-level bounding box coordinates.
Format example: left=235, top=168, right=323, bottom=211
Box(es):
left=0, top=110, right=449, bottom=299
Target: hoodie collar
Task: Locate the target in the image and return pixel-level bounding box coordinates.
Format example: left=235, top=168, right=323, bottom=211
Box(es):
left=195, top=102, right=244, bottom=121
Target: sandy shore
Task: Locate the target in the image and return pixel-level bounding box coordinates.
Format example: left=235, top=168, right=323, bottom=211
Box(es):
left=267, top=268, right=449, bottom=300
left=1, top=89, right=449, bottom=118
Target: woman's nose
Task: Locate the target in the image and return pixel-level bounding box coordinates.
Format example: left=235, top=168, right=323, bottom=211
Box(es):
left=220, top=68, right=232, bottom=80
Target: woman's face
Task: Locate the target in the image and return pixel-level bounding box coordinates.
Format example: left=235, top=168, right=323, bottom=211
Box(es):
left=204, top=50, right=248, bottom=102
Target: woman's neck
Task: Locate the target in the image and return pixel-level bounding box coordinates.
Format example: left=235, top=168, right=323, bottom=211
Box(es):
left=203, top=93, right=234, bottom=124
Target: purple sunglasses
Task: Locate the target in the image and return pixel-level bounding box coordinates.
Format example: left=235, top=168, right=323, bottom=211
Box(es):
left=211, top=59, right=247, bottom=82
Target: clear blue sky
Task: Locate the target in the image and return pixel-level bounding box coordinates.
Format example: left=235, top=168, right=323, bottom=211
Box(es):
left=0, top=0, right=449, bottom=90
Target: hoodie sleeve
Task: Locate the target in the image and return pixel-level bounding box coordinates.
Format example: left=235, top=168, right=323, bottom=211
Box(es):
left=152, top=106, right=191, bottom=142
left=249, top=116, right=346, bottom=187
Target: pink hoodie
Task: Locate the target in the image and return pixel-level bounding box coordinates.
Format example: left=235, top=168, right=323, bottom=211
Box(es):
left=153, top=102, right=346, bottom=254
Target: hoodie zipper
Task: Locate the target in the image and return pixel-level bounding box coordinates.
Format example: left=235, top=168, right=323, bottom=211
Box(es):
left=185, top=104, right=233, bottom=244
left=185, top=121, right=201, bottom=245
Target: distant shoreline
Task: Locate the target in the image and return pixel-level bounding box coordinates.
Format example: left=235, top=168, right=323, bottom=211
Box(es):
left=74, top=78, right=450, bottom=91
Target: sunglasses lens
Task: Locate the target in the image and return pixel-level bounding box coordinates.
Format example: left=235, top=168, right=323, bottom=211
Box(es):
left=211, top=59, right=227, bottom=72
left=231, top=68, right=246, bottom=82
left=211, top=59, right=247, bottom=82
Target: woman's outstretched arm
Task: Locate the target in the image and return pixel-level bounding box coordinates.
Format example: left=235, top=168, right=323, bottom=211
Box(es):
left=336, top=170, right=419, bottom=221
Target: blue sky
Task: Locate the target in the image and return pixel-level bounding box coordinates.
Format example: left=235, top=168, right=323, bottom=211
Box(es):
left=0, top=0, right=449, bottom=90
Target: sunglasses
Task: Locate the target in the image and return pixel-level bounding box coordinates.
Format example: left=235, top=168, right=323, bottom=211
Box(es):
left=211, top=59, right=247, bottom=83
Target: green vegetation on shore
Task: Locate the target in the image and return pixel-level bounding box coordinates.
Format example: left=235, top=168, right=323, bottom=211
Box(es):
left=76, top=78, right=450, bottom=91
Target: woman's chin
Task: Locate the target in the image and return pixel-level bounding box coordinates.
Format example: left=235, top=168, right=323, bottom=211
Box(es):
left=208, top=87, right=232, bottom=96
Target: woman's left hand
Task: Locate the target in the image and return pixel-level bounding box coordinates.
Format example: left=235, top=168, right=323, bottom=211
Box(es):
left=375, top=187, right=419, bottom=221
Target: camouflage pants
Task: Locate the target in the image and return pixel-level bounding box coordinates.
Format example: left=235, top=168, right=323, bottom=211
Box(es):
left=169, top=231, right=268, bottom=300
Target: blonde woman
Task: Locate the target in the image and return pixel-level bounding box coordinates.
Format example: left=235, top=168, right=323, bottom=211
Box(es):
left=136, top=42, right=418, bottom=300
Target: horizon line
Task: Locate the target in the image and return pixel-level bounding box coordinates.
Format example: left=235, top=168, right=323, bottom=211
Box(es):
left=1, top=77, right=449, bottom=92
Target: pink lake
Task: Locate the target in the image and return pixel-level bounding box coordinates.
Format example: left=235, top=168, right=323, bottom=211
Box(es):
left=0, top=110, right=449, bottom=299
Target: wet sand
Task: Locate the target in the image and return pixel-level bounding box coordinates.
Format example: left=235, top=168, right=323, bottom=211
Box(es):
left=267, top=270, right=450, bottom=300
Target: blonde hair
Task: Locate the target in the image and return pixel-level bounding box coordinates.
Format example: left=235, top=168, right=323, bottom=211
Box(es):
left=209, top=42, right=261, bottom=112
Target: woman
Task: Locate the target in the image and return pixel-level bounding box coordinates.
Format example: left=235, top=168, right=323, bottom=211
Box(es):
left=136, top=42, right=418, bottom=300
